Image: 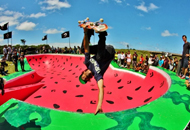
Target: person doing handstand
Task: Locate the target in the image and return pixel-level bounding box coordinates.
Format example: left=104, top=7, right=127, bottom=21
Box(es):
left=79, top=27, right=115, bottom=115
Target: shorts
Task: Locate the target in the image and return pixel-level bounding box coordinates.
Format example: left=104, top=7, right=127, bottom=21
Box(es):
left=182, top=57, right=188, bottom=68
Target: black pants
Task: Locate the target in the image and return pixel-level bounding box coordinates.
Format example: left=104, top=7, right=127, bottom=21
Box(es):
left=20, top=61, right=25, bottom=71
left=81, top=31, right=115, bottom=63
left=14, top=61, right=18, bottom=71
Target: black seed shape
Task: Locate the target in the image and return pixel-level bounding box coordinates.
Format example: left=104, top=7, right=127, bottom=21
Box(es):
left=135, top=86, right=141, bottom=91
left=50, top=77, right=53, bottom=79
left=68, top=69, right=72, bottom=72
left=76, top=85, right=80, bottom=87
left=118, top=86, right=124, bottom=89
left=91, top=89, right=98, bottom=91
left=117, top=79, right=121, bottom=83
left=148, top=86, right=154, bottom=92
left=90, top=100, right=96, bottom=104
left=43, top=61, right=45, bottom=63
left=107, top=92, right=112, bottom=94
left=53, top=104, right=60, bottom=109
left=63, top=90, right=67, bottom=93
left=39, top=58, right=42, bottom=60
left=106, top=100, right=114, bottom=104
left=72, top=73, right=75, bottom=75
left=127, top=81, right=131, bottom=84
left=32, top=64, right=34, bottom=66
left=150, top=72, right=154, bottom=77
left=75, top=95, right=83, bottom=97
left=51, top=89, right=56, bottom=92
left=29, top=59, right=31, bottom=62
left=35, top=59, right=37, bottom=61
left=127, top=96, right=133, bottom=100
left=55, top=82, right=58, bottom=84
left=76, top=109, right=83, bottom=112
left=160, top=81, right=164, bottom=88
left=34, top=95, right=41, bottom=98
left=70, top=63, right=72, bottom=66
left=90, top=84, right=95, bottom=86
left=50, top=59, right=52, bottom=60
left=114, top=73, right=118, bottom=77
left=33, top=57, right=35, bottom=59
left=76, top=65, right=78, bottom=68
left=62, top=78, right=65, bottom=80
left=63, top=62, right=65, bottom=64
left=144, top=97, right=152, bottom=103
left=75, top=76, right=78, bottom=78
left=42, top=86, right=47, bottom=89
left=66, top=58, right=68, bottom=61
left=67, top=80, right=71, bottom=82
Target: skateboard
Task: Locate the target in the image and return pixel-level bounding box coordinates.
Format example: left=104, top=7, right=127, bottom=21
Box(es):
left=78, top=17, right=108, bottom=32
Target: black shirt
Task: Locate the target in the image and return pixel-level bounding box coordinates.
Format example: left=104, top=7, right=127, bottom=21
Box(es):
left=182, top=42, right=190, bottom=58
left=12, top=55, right=18, bottom=62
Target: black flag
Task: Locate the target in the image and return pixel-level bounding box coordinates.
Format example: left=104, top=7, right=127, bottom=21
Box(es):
left=21, top=39, right=26, bottom=45
left=0, top=22, right=9, bottom=31
left=61, top=31, right=70, bottom=38
left=4, top=32, right=12, bottom=39
left=42, top=35, right=47, bottom=41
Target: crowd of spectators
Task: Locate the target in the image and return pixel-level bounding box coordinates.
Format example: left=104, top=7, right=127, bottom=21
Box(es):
left=114, top=51, right=180, bottom=75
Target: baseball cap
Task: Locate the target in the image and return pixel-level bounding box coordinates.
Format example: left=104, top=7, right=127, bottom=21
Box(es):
left=79, top=74, right=87, bottom=84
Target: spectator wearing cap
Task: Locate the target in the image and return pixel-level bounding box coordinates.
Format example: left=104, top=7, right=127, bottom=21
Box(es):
left=158, top=56, right=164, bottom=67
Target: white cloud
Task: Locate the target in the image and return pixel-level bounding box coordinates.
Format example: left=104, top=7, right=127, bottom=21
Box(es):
left=145, top=27, right=151, bottom=30
left=100, top=0, right=109, bottom=3
left=29, top=12, right=46, bottom=18
left=135, top=2, right=148, bottom=13
left=16, top=21, right=36, bottom=31
left=43, top=28, right=64, bottom=34
left=0, top=7, right=4, bottom=11
left=21, top=7, right=25, bottom=9
left=115, top=0, right=122, bottom=3
left=148, top=3, right=159, bottom=11
left=161, top=30, right=178, bottom=37
left=135, top=2, right=159, bottom=13
left=138, top=13, right=144, bottom=17
left=0, top=10, right=24, bottom=26
left=39, top=0, right=71, bottom=10
left=108, top=26, right=113, bottom=29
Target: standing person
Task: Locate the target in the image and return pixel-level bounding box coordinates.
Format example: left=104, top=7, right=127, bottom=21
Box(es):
left=139, top=54, right=144, bottom=66
left=12, top=51, right=18, bottom=72
left=79, top=27, right=115, bottom=115
left=117, top=51, right=121, bottom=66
left=3, top=45, right=7, bottom=60
left=120, top=51, right=125, bottom=67
left=7, top=45, right=12, bottom=61
left=126, top=50, right=132, bottom=69
left=19, top=52, right=25, bottom=72
left=132, top=51, right=138, bottom=69
left=158, top=56, right=164, bottom=67
left=180, top=35, right=190, bottom=79
left=152, top=54, right=159, bottom=66
left=172, top=57, right=178, bottom=72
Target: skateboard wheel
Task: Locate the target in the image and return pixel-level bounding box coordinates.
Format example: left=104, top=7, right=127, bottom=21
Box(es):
left=78, top=21, right=81, bottom=24
left=100, top=18, right=104, bottom=22
left=90, top=22, right=94, bottom=26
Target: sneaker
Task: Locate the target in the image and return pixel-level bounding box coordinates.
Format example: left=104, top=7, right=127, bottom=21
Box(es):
left=181, top=75, right=185, bottom=79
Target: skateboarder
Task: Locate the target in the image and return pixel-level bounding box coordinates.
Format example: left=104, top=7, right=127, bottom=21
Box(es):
left=79, top=27, right=115, bottom=115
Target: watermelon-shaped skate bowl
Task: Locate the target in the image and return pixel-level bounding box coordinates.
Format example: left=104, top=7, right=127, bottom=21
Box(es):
left=0, top=54, right=190, bottom=130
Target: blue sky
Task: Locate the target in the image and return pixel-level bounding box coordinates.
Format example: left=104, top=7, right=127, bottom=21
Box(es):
left=0, top=0, right=189, bottom=54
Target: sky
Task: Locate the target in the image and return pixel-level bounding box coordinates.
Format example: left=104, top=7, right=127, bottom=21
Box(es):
left=0, top=0, right=190, bottom=54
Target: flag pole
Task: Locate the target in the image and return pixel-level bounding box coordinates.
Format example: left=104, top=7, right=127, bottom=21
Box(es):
left=7, top=23, right=9, bottom=45
left=69, top=36, right=70, bottom=48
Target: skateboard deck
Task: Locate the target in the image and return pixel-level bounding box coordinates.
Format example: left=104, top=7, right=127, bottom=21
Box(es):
left=78, top=17, right=108, bottom=32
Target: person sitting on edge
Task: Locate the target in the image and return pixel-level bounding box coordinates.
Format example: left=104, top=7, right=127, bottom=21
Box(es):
left=79, top=27, right=115, bottom=115
left=0, top=64, right=8, bottom=76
